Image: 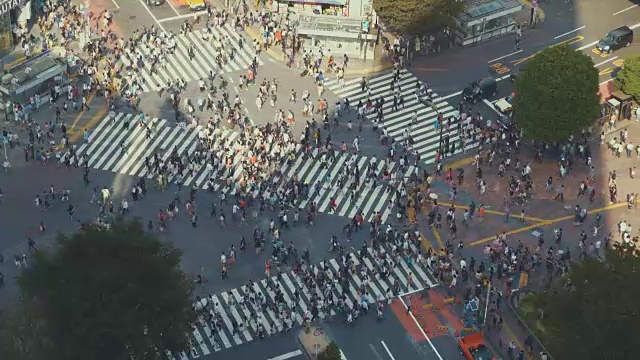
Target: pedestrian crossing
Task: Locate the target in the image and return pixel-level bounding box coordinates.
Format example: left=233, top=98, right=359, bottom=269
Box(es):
left=167, top=242, right=437, bottom=359
left=71, top=112, right=416, bottom=223
left=120, top=25, right=261, bottom=93
left=324, top=69, right=478, bottom=164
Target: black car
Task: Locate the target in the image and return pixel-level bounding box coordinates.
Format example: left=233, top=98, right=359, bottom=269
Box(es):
left=463, top=77, right=497, bottom=103
left=597, top=26, right=633, bottom=54
left=146, top=0, right=166, bottom=5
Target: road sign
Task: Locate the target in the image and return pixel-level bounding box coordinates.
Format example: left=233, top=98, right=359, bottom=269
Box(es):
left=532, top=0, right=538, bottom=8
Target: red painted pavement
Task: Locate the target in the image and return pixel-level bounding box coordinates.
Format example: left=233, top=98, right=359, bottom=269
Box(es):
left=390, top=293, right=445, bottom=341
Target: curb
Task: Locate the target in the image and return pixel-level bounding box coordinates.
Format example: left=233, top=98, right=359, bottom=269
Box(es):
left=244, top=26, right=394, bottom=77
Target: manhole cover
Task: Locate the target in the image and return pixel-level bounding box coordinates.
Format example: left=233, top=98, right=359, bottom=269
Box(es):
left=129, top=16, right=136, bottom=20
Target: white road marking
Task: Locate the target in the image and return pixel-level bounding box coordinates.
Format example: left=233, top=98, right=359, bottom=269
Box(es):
left=165, top=0, right=181, bottom=16
left=613, top=4, right=638, bottom=16
left=137, top=0, right=167, bottom=33
left=483, top=98, right=502, bottom=115
left=488, top=49, right=522, bottom=63
left=268, top=350, right=303, bottom=360
left=158, top=11, right=208, bottom=23
left=398, top=296, right=444, bottom=360
left=381, top=341, right=397, bottom=360
left=594, top=56, right=619, bottom=67
left=554, top=26, right=586, bottom=39
left=111, top=0, right=120, bottom=8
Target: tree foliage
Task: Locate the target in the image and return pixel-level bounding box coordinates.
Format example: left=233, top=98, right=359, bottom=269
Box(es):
left=530, top=247, right=640, bottom=360
left=373, top=0, right=464, bottom=35
left=318, top=341, right=342, bottom=360
left=513, top=45, right=600, bottom=142
left=8, top=219, right=196, bottom=360
left=615, top=55, right=640, bottom=100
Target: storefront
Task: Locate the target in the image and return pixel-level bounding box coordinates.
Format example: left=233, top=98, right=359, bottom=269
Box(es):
left=0, top=0, right=33, bottom=53
left=455, top=0, right=522, bottom=46
left=273, top=0, right=348, bottom=17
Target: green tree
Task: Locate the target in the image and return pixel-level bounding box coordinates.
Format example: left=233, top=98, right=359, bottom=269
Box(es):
left=318, top=341, right=342, bottom=360
left=531, top=247, right=640, bottom=360
left=10, top=219, right=196, bottom=360
left=615, top=55, right=640, bottom=100
left=513, top=45, right=600, bottom=142
left=372, top=0, right=464, bottom=35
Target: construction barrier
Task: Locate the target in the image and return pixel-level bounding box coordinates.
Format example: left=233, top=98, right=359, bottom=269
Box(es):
left=442, top=296, right=459, bottom=304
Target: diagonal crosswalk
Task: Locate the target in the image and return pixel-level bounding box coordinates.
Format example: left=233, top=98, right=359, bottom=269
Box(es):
left=167, top=241, right=437, bottom=359
left=70, top=113, right=417, bottom=223
left=324, top=69, right=478, bottom=165
left=120, top=25, right=262, bottom=92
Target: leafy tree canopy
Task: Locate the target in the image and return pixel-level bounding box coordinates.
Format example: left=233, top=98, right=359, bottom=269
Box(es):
left=8, top=219, right=196, bottom=360
left=615, top=55, right=640, bottom=100
left=318, top=341, right=342, bottom=360
left=373, top=0, right=464, bottom=35
left=513, top=45, right=600, bottom=142
left=531, top=247, right=640, bottom=360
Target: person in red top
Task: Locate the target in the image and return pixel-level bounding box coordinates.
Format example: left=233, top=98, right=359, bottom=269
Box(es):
left=329, top=198, right=337, bottom=213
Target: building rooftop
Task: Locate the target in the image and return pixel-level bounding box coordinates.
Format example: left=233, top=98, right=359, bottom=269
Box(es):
left=1, top=51, right=66, bottom=92
left=459, top=0, right=523, bottom=22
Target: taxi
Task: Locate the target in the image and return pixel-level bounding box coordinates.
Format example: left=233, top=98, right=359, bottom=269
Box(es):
left=186, top=0, right=206, bottom=10
left=458, top=332, right=496, bottom=360
left=493, top=93, right=515, bottom=114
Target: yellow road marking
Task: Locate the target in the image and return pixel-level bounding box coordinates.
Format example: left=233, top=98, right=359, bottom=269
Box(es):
left=418, top=206, right=444, bottom=251
left=445, top=157, right=474, bottom=169
left=68, top=92, right=96, bottom=133
left=419, top=234, right=434, bottom=253
left=469, top=202, right=627, bottom=246
left=438, top=202, right=547, bottom=222
left=70, top=107, right=108, bottom=142
left=510, top=35, right=584, bottom=66
left=432, top=227, right=444, bottom=250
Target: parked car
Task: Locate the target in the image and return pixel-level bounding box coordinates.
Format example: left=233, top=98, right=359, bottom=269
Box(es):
left=146, top=0, right=166, bottom=5
left=463, top=77, right=497, bottom=103
left=186, top=0, right=206, bottom=10
left=597, top=26, right=633, bottom=54
left=458, top=332, right=496, bottom=360
left=494, top=93, right=515, bottom=114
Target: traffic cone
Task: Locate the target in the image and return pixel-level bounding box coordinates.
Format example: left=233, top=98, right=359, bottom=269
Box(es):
left=454, top=330, right=459, bottom=337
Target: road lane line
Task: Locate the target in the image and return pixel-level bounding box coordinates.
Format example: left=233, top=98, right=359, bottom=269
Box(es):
left=165, top=0, right=181, bottom=16
left=268, top=350, right=303, bottom=360
left=397, top=296, right=444, bottom=360
left=137, top=0, right=167, bottom=33
left=469, top=202, right=628, bottom=246
left=483, top=98, right=501, bottom=115
left=368, top=344, right=386, bottom=360
left=594, top=56, right=618, bottom=67
left=554, top=26, right=586, bottom=39
left=111, top=0, right=120, bottom=8
left=600, top=78, right=614, bottom=86
left=380, top=341, right=397, bottom=360
left=577, top=41, right=599, bottom=51
left=159, top=11, right=210, bottom=23
left=488, top=50, right=522, bottom=64
left=613, top=4, right=638, bottom=16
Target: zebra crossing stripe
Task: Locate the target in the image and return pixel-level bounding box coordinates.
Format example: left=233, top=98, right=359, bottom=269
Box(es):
left=120, top=26, right=262, bottom=93
left=325, top=69, right=479, bottom=165
left=76, top=114, right=419, bottom=222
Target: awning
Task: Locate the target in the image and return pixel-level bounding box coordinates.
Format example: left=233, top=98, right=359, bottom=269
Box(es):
left=278, top=0, right=345, bottom=6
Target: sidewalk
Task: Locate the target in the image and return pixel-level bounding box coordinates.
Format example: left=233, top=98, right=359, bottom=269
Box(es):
left=242, top=10, right=393, bottom=77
